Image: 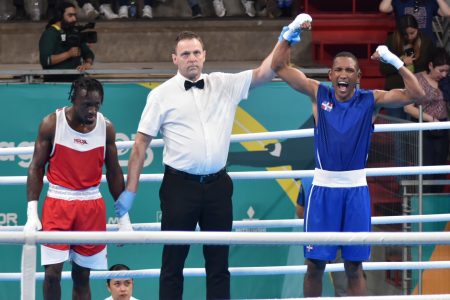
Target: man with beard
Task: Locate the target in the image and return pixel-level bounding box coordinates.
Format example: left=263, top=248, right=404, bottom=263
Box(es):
left=39, top=1, right=95, bottom=82
left=25, top=77, right=125, bottom=300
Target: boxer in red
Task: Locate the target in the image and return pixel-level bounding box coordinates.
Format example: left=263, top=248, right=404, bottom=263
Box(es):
left=25, top=77, right=125, bottom=300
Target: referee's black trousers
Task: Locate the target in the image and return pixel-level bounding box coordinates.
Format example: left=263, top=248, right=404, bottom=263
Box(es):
left=159, top=168, right=233, bottom=300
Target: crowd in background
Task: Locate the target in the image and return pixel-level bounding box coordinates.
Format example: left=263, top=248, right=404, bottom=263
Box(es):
left=377, top=0, right=450, bottom=193
left=3, top=0, right=298, bottom=20
left=7, top=0, right=450, bottom=172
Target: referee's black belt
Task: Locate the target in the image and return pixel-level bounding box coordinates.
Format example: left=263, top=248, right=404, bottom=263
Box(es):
left=164, top=165, right=226, bottom=184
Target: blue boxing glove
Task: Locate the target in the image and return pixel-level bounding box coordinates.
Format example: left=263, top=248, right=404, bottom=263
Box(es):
left=114, top=190, right=136, bottom=217
left=278, top=26, right=289, bottom=43
left=278, top=26, right=301, bottom=45
left=280, top=13, right=313, bottom=45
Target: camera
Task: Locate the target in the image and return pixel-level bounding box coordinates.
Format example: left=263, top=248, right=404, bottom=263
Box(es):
left=63, top=22, right=97, bottom=48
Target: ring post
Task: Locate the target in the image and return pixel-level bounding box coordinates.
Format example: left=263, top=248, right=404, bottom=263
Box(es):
left=21, top=231, right=37, bottom=300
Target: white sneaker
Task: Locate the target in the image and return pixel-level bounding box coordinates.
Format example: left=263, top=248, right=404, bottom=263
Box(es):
left=212, top=0, right=226, bottom=17
left=142, top=5, right=153, bottom=18
left=82, top=3, right=99, bottom=20
left=99, top=4, right=118, bottom=20
left=118, top=5, right=129, bottom=18
left=241, top=0, right=256, bottom=17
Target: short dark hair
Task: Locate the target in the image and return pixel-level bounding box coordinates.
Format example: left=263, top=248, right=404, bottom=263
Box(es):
left=430, top=47, right=450, bottom=69
left=333, top=51, right=360, bottom=70
left=68, top=77, right=104, bottom=104
left=430, top=48, right=450, bottom=101
left=174, top=31, right=205, bottom=53
left=107, top=264, right=131, bottom=285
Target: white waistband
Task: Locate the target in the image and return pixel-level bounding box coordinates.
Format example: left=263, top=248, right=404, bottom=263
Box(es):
left=47, top=184, right=102, bottom=201
left=312, top=168, right=367, bottom=187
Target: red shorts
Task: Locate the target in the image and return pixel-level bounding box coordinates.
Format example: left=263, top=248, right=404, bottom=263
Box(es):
left=42, top=196, right=106, bottom=256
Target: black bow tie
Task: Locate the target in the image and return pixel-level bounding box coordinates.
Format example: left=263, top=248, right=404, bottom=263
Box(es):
left=184, top=79, right=204, bottom=91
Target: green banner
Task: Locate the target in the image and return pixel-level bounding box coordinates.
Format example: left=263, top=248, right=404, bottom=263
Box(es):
left=411, top=195, right=450, bottom=293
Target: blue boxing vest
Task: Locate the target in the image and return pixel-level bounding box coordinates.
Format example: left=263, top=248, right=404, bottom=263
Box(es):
left=315, top=83, right=375, bottom=171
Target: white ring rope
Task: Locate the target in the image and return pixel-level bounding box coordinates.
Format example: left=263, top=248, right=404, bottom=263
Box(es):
left=2, top=123, right=449, bottom=299
left=1, top=165, right=450, bottom=185
left=1, top=121, right=449, bottom=156
left=260, top=296, right=450, bottom=300
left=2, top=213, right=450, bottom=232
left=1, top=261, right=450, bottom=281
left=1, top=231, right=450, bottom=246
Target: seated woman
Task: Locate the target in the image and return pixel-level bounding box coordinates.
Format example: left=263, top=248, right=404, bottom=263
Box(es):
left=404, top=47, right=450, bottom=193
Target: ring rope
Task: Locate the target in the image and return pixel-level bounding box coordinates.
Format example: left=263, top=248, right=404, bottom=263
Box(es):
left=2, top=213, right=450, bottom=232
left=1, top=231, right=450, bottom=246
left=1, top=261, right=450, bottom=281
left=1, top=121, right=449, bottom=156
left=3, top=122, right=449, bottom=299
left=1, top=165, right=450, bottom=185
left=257, top=296, right=450, bottom=300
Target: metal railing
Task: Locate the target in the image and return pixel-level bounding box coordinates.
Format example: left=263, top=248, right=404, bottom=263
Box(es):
left=433, top=16, right=450, bottom=51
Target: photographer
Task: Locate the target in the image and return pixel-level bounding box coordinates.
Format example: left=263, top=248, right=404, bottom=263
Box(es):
left=39, top=1, right=95, bottom=82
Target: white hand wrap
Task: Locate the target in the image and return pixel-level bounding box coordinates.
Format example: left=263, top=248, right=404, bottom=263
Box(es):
left=118, top=213, right=133, bottom=232
left=283, top=13, right=312, bottom=41
left=288, top=13, right=313, bottom=31
left=24, top=201, right=42, bottom=232
left=377, top=45, right=404, bottom=70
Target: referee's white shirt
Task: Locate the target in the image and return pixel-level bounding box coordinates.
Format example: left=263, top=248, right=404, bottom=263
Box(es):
left=137, top=70, right=253, bottom=175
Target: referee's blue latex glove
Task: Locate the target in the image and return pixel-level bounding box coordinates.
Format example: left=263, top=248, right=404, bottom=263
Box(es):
left=114, top=190, right=136, bottom=217
left=278, top=26, right=301, bottom=45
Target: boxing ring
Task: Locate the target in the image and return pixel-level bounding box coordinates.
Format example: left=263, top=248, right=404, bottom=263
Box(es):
left=1, top=121, right=450, bottom=300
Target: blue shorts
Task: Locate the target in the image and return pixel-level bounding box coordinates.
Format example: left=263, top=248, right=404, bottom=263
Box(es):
left=303, top=185, right=371, bottom=261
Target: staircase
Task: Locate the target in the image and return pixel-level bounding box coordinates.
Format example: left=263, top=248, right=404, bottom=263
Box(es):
left=299, top=0, right=396, bottom=89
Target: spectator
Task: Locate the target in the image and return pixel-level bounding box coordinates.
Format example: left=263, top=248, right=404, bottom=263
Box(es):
left=187, top=0, right=203, bottom=18
left=212, top=0, right=256, bottom=17
left=105, top=264, right=139, bottom=300
left=13, top=0, right=62, bottom=20
left=24, top=77, right=125, bottom=300
left=404, top=47, right=450, bottom=193
left=10, top=0, right=27, bottom=20
left=9, top=0, right=112, bottom=21
left=380, top=14, right=434, bottom=119
left=47, top=0, right=118, bottom=20
left=379, top=0, right=450, bottom=44
left=264, top=0, right=295, bottom=18
left=118, top=0, right=153, bottom=18
left=39, top=1, right=95, bottom=82
left=46, top=0, right=58, bottom=20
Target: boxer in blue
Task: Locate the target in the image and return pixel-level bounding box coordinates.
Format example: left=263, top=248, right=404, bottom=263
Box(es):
left=272, top=15, right=426, bottom=297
